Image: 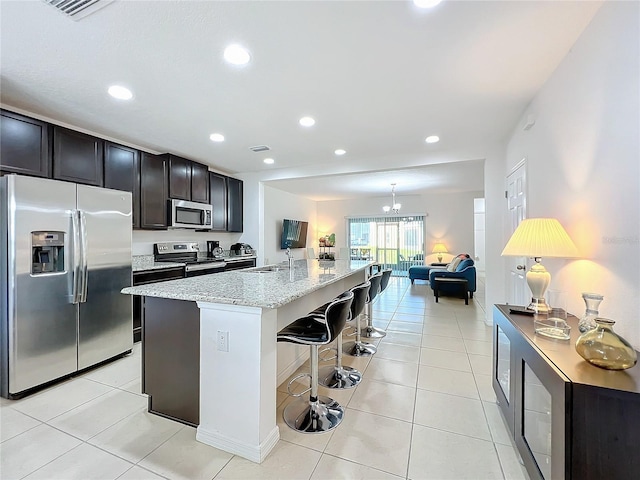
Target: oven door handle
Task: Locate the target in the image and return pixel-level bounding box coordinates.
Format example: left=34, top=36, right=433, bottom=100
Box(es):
left=184, top=262, right=227, bottom=273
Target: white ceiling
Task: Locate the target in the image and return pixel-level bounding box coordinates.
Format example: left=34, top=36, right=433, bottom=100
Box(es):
left=0, top=0, right=602, bottom=200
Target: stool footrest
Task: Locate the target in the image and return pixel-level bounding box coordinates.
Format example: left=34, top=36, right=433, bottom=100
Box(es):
left=318, top=346, right=338, bottom=362
left=287, top=372, right=311, bottom=397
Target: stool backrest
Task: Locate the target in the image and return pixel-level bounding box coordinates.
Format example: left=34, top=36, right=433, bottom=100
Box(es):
left=349, top=281, right=371, bottom=320
left=324, top=291, right=354, bottom=342
left=367, top=272, right=383, bottom=303
left=380, top=269, right=392, bottom=293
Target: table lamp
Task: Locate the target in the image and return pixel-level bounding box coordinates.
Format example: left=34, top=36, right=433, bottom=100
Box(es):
left=501, top=218, right=578, bottom=313
left=432, top=243, right=448, bottom=263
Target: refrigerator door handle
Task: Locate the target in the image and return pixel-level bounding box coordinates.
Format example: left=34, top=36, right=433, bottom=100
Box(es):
left=79, top=210, right=89, bottom=303
left=72, top=210, right=82, bottom=304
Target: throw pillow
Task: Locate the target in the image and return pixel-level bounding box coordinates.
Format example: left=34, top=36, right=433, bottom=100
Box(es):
left=447, top=257, right=462, bottom=272
left=456, top=259, right=474, bottom=272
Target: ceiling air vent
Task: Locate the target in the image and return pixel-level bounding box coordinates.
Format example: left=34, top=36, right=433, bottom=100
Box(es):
left=249, top=145, right=271, bottom=153
left=42, top=0, right=114, bottom=21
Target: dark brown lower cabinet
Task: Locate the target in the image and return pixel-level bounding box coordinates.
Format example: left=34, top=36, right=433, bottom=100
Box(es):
left=224, top=258, right=256, bottom=271
left=143, top=297, right=199, bottom=426
left=493, top=305, right=640, bottom=480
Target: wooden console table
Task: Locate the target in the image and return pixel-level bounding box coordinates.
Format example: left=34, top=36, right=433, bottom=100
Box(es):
left=492, top=305, right=640, bottom=480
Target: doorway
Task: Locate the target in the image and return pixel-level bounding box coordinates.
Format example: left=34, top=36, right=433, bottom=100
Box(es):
left=505, top=160, right=528, bottom=305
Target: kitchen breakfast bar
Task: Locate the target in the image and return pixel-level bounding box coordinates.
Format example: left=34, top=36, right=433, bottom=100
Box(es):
left=121, top=259, right=372, bottom=463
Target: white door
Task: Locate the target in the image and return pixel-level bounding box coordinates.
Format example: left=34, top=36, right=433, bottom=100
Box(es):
left=473, top=198, right=486, bottom=273
left=506, top=161, right=528, bottom=306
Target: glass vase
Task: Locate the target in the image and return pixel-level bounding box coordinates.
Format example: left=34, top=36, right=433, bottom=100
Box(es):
left=578, top=292, right=604, bottom=333
left=575, top=318, right=638, bottom=370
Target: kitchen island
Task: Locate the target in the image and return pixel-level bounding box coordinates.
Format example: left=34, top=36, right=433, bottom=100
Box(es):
left=121, top=259, right=372, bottom=463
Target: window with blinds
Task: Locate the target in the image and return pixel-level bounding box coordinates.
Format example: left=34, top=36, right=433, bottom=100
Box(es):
left=347, top=215, right=425, bottom=276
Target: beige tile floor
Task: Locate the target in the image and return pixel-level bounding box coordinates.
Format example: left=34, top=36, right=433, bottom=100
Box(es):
left=0, top=276, right=530, bottom=480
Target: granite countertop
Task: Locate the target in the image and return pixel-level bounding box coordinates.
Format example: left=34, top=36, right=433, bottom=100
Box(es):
left=132, top=255, right=184, bottom=272
left=122, top=259, right=373, bottom=309
left=132, top=254, right=257, bottom=272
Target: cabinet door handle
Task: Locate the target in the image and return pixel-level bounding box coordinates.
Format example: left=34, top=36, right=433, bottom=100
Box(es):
left=516, top=265, right=526, bottom=270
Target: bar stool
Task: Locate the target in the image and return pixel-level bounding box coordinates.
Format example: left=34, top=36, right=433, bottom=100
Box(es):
left=361, top=268, right=392, bottom=339
left=317, top=281, right=371, bottom=389
left=277, top=291, right=354, bottom=433
left=343, top=272, right=383, bottom=357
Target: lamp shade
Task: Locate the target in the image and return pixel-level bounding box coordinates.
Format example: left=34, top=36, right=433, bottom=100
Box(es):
left=432, top=243, right=448, bottom=254
left=501, top=218, right=578, bottom=258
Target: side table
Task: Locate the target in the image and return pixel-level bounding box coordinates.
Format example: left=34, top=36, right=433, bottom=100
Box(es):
left=433, top=277, right=469, bottom=305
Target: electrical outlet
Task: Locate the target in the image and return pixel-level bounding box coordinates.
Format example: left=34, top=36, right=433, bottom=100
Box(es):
left=217, top=330, right=229, bottom=352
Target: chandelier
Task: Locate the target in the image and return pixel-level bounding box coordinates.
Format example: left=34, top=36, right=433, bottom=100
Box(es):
left=383, top=183, right=401, bottom=214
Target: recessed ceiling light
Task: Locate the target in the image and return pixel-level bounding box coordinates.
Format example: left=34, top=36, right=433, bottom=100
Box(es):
left=209, top=133, right=225, bottom=142
left=223, top=44, right=251, bottom=65
left=108, top=85, right=133, bottom=100
left=413, top=0, right=442, bottom=8
left=425, top=135, right=440, bottom=144
left=299, top=116, right=315, bottom=127
left=334, top=149, right=346, bottom=156
left=263, top=158, right=275, bottom=164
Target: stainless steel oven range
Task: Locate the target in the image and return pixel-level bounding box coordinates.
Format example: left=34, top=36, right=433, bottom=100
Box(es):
left=154, top=241, right=226, bottom=277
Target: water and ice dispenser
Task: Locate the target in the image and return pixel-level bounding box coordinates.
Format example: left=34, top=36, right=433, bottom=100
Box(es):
left=31, top=231, right=65, bottom=275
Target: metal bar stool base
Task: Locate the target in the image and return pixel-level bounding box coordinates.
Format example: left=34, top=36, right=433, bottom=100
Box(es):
left=283, top=395, right=344, bottom=434
left=318, top=365, right=362, bottom=389
left=361, top=325, right=387, bottom=338
left=343, top=340, right=377, bottom=357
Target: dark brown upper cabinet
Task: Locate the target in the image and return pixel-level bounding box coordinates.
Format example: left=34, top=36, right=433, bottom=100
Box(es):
left=0, top=109, right=51, bottom=178
left=140, top=152, right=168, bottom=230
left=104, top=142, right=140, bottom=228
left=168, top=154, right=209, bottom=203
left=227, top=176, right=243, bottom=232
left=190, top=161, right=209, bottom=204
left=168, top=155, right=190, bottom=200
left=209, top=172, right=228, bottom=231
left=53, top=127, right=104, bottom=186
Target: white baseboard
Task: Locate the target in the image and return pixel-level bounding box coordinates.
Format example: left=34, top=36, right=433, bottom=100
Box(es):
left=196, top=425, right=280, bottom=463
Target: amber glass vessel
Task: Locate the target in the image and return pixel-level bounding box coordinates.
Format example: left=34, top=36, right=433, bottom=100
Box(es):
left=575, top=318, right=638, bottom=370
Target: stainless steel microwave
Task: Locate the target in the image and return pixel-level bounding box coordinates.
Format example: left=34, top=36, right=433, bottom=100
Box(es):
left=169, top=199, right=213, bottom=229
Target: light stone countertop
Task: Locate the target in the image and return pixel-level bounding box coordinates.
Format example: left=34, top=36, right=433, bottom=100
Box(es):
left=132, top=254, right=257, bottom=272
left=122, top=259, right=373, bottom=308
left=132, top=255, right=184, bottom=272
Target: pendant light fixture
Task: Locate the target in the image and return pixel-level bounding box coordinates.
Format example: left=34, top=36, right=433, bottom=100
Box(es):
left=383, top=183, right=401, bottom=214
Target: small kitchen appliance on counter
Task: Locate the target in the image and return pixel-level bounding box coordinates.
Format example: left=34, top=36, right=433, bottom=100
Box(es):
left=207, top=240, right=224, bottom=259
left=154, top=241, right=226, bottom=277
left=230, top=243, right=254, bottom=256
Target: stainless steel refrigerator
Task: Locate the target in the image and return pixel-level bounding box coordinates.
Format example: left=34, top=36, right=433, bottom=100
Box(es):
left=1, top=174, right=133, bottom=398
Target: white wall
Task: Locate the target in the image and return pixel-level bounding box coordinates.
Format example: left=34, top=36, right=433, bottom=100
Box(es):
left=316, top=190, right=482, bottom=265
left=262, top=185, right=317, bottom=265
left=503, top=1, right=639, bottom=347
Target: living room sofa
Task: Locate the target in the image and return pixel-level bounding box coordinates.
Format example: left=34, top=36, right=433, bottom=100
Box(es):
left=408, top=255, right=477, bottom=298
left=429, top=258, right=476, bottom=298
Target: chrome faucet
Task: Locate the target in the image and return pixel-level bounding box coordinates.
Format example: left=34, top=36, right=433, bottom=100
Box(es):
left=286, top=247, right=294, bottom=268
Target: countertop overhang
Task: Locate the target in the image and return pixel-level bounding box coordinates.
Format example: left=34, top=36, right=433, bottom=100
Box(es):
left=122, top=259, right=374, bottom=308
